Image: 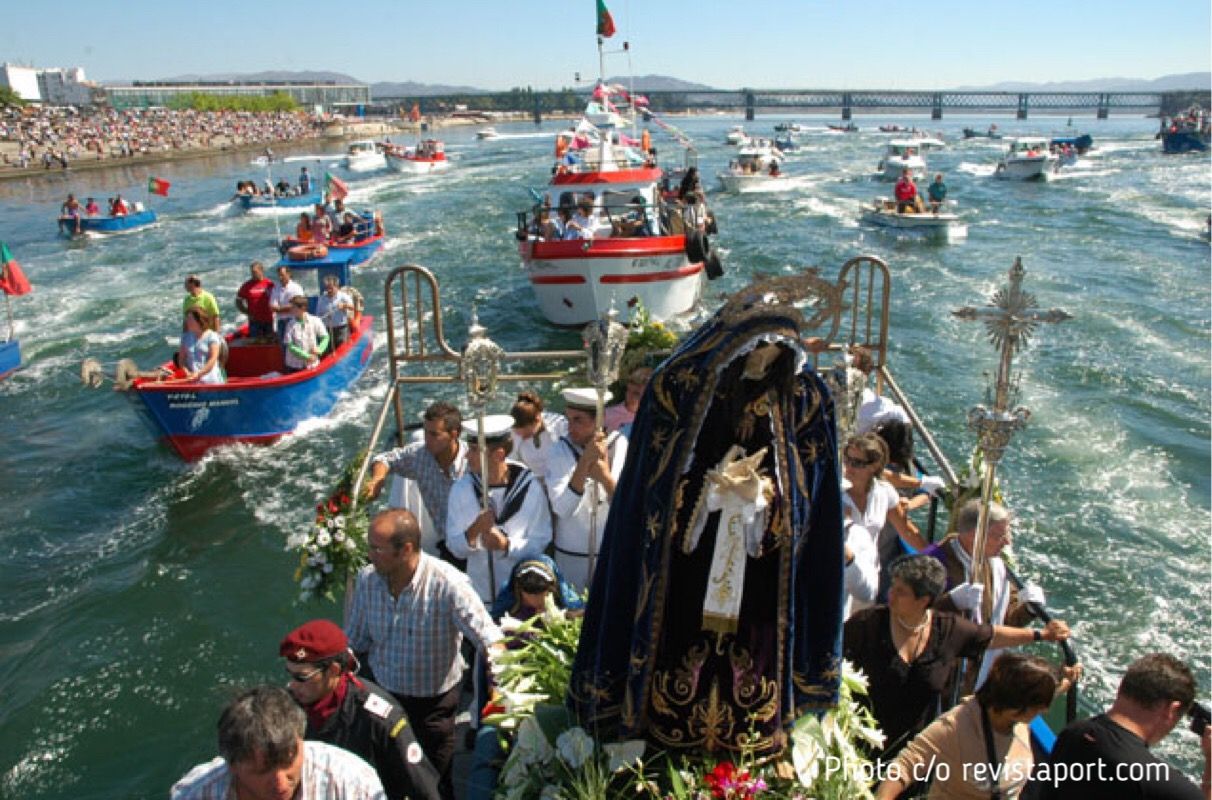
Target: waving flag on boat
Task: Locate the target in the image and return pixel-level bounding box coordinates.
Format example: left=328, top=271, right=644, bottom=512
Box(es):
left=596, top=0, right=616, bottom=37
left=0, top=242, right=31, bottom=296
left=325, top=171, right=349, bottom=201
left=147, top=177, right=170, bottom=197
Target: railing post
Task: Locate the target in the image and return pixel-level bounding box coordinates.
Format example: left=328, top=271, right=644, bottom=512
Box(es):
left=744, top=91, right=755, bottom=121
left=1017, top=93, right=1029, bottom=120
left=931, top=92, right=943, bottom=120
left=842, top=92, right=852, bottom=121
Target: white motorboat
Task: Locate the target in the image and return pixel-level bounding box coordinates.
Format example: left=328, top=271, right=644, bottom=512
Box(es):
left=725, top=125, right=747, bottom=145
left=876, top=140, right=927, bottom=181
left=517, top=85, right=714, bottom=326
left=994, top=137, right=1057, bottom=181
left=717, top=141, right=784, bottom=193
left=860, top=198, right=967, bottom=241
left=476, top=127, right=500, bottom=140
left=343, top=139, right=387, bottom=173
left=384, top=139, right=451, bottom=174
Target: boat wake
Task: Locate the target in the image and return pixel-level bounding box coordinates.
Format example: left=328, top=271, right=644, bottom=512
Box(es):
left=956, top=162, right=998, bottom=177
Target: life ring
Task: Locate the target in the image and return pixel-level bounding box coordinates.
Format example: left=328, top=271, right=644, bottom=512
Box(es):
left=288, top=243, right=328, bottom=261
left=684, top=229, right=710, bottom=264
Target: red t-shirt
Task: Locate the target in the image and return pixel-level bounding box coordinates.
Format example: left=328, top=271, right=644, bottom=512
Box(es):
left=237, top=278, right=275, bottom=323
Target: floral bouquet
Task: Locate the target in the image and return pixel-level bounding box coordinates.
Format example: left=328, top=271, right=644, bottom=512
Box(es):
left=616, top=301, right=679, bottom=386
left=288, top=450, right=371, bottom=603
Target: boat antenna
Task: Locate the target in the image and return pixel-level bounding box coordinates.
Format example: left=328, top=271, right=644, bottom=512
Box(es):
left=952, top=257, right=1070, bottom=617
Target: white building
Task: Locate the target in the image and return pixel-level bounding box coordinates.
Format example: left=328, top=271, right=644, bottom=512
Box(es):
left=1, top=64, right=42, bottom=102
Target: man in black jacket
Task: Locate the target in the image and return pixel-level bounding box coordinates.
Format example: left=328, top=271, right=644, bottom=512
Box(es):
left=281, top=619, right=441, bottom=800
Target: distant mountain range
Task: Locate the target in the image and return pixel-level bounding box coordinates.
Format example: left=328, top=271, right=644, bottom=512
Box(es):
left=133, top=70, right=1208, bottom=95
left=953, top=72, right=1210, bottom=92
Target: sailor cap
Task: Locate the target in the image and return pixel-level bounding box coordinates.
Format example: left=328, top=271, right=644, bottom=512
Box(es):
left=461, top=414, right=515, bottom=444
left=562, top=387, right=610, bottom=413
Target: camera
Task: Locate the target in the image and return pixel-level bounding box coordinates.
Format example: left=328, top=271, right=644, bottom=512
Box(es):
left=1189, top=701, right=1210, bottom=737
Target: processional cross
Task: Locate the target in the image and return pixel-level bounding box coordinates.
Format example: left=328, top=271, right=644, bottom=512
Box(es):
left=952, top=257, right=1070, bottom=602
left=461, top=305, right=505, bottom=592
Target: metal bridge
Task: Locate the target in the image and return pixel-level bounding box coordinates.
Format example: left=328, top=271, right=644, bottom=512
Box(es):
left=381, top=89, right=1206, bottom=123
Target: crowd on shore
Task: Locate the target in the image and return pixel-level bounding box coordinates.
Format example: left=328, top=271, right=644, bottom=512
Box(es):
left=0, top=106, right=327, bottom=171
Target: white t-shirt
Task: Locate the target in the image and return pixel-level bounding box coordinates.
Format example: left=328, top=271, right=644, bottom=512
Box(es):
left=843, top=478, right=900, bottom=549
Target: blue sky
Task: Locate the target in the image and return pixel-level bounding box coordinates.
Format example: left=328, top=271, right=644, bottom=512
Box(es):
left=2, top=0, right=1208, bottom=90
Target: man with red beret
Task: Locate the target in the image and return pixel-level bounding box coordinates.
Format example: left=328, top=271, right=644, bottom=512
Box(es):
left=281, top=619, right=441, bottom=800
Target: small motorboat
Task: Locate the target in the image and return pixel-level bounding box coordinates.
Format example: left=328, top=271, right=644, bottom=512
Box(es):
left=115, top=257, right=373, bottom=460
left=773, top=122, right=801, bottom=133
left=342, top=140, right=387, bottom=173
left=860, top=198, right=967, bottom=241
left=828, top=123, right=859, bottom=133
left=879, top=124, right=910, bottom=133
left=773, top=134, right=798, bottom=152
left=476, top=127, right=500, bottom=140
left=276, top=212, right=385, bottom=270
left=876, top=140, right=927, bottom=181
left=1049, top=133, right=1093, bottom=155
left=963, top=125, right=1003, bottom=139
left=725, top=125, right=747, bottom=145
left=384, top=139, right=451, bottom=174
left=58, top=206, right=157, bottom=237
left=994, top=137, right=1057, bottom=181
left=1158, top=107, right=1209, bottom=154
left=718, top=142, right=785, bottom=193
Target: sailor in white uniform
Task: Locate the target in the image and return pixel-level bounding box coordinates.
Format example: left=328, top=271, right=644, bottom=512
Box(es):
left=446, top=415, right=553, bottom=604
left=544, top=387, right=629, bottom=594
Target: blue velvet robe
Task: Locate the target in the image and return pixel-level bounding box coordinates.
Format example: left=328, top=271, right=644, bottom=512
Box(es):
left=568, top=303, right=846, bottom=756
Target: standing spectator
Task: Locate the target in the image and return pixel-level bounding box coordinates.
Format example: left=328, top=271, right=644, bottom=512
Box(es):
left=279, top=619, right=441, bottom=800
left=182, top=274, right=221, bottom=331
left=235, top=261, right=275, bottom=339
left=363, top=403, right=468, bottom=565
left=895, top=168, right=918, bottom=213
left=282, top=296, right=328, bottom=373
left=602, top=365, right=652, bottom=433
left=508, top=390, right=568, bottom=487
left=299, top=166, right=312, bottom=194
left=170, top=685, right=385, bottom=800
left=445, top=415, right=553, bottom=604
left=270, top=265, right=304, bottom=341
left=315, top=275, right=355, bottom=354
left=1037, top=653, right=1210, bottom=799
left=345, top=509, right=504, bottom=800
left=927, top=173, right=947, bottom=213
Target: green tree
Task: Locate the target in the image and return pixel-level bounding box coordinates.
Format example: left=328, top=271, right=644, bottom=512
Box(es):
left=0, top=87, right=28, bottom=108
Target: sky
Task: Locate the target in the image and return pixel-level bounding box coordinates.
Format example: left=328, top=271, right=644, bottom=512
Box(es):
left=2, top=0, right=1208, bottom=91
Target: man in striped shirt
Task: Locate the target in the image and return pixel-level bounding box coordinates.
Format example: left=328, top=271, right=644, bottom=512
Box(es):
left=345, top=509, right=504, bottom=800
left=171, top=685, right=384, bottom=800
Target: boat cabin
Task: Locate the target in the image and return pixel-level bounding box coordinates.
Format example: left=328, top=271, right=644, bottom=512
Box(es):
left=885, top=140, right=922, bottom=158
left=1007, top=137, right=1050, bottom=156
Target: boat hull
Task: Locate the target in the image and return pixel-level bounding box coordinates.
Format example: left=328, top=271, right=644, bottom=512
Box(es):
left=994, top=156, right=1056, bottom=180
left=520, top=237, right=702, bottom=326
left=860, top=207, right=967, bottom=240
left=276, top=234, right=384, bottom=270
left=386, top=153, right=451, bottom=174
left=717, top=173, right=784, bottom=193
left=344, top=153, right=387, bottom=172
left=1161, top=130, right=1210, bottom=154
left=59, top=209, right=158, bottom=236
left=129, top=316, right=374, bottom=460
left=238, top=192, right=322, bottom=211
left=0, top=338, right=19, bottom=379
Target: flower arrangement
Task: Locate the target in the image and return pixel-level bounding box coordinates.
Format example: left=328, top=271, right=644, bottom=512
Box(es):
left=287, top=450, right=370, bottom=603
left=617, top=301, right=679, bottom=383
left=942, top=444, right=1006, bottom=534
left=488, top=597, right=885, bottom=800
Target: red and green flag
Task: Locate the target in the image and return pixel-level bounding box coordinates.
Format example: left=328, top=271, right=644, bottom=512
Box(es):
left=596, top=0, right=616, bottom=37
left=147, top=176, right=170, bottom=197
left=325, top=171, right=349, bottom=201
left=0, top=242, right=32, bottom=297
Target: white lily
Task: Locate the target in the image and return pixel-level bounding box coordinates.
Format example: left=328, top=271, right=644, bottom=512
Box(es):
left=555, top=726, right=594, bottom=769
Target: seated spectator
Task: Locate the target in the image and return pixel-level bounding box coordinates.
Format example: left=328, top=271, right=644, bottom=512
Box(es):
left=295, top=212, right=313, bottom=243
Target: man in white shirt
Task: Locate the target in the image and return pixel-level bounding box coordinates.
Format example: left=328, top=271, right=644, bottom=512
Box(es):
left=282, top=296, right=329, bottom=373
left=270, top=265, right=305, bottom=342
left=544, top=387, right=628, bottom=594
left=446, top=415, right=552, bottom=604
left=315, top=275, right=355, bottom=354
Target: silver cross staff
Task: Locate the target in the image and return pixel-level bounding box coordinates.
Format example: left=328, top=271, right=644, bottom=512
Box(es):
left=461, top=305, right=505, bottom=594
left=953, top=257, right=1070, bottom=601
left=581, top=303, right=628, bottom=583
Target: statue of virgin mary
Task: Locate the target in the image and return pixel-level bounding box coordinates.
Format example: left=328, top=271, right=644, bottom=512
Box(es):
left=569, top=277, right=847, bottom=757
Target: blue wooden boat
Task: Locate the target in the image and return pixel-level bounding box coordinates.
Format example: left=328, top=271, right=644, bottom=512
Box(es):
left=58, top=208, right=158, bottom=237
left=1161, top=129, right=1210, bottom=154
left=236, top=191, right=323, bottom=211
left=1049, top=134, right=1093, bottom=154
left=0, top=338, right=19, bottom=379
left=275, top=212, right=385, bottom=269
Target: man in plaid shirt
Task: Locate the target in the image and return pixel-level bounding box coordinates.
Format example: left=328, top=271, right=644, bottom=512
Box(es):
left=345, top=509, right=503, bottom=800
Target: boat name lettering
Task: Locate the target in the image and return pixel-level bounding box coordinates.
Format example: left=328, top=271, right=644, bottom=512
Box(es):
left=167, top=397, right=240, bottom=410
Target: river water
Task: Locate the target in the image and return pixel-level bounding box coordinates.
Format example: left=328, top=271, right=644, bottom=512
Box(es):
left=0, top=114, right=1208, bottom=797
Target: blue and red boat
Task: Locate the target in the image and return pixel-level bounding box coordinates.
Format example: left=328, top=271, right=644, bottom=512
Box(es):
left=275, top=211, right=385, bottom=270
left=237, top=191, right=323, bottom=212
left=58, top=208, right=158, bottom=237
left=1, top=241, right=31, bottom=379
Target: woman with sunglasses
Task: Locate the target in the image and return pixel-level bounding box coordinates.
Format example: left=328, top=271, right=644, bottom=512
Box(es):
left=843, top=433, right=927, bottom=556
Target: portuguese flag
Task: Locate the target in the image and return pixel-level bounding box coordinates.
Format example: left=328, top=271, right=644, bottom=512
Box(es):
left=325, top=171, right=349, bottom=201
left=596, top=0, right=616, bottom=37
left=0, top=242, right=32, bottom=297
left=148, top=176, right=171, bottom=197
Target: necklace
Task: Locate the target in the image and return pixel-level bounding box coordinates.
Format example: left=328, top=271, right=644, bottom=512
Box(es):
left=894, top=609, right=931, bottom=633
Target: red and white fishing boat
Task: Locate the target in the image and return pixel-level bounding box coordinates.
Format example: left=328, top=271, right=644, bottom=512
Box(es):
left=516, top=37, right=717, bottom=326
left=385, top=140, right=451, bottom=174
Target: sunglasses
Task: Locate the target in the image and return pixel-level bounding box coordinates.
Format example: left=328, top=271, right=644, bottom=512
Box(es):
left=284, top=665, right=325, bottom=683
left=843, top=455, right=876, bottom=469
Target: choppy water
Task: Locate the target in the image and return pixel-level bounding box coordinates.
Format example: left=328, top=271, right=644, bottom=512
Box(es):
left=1, top=114, right=1208, bottom=798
